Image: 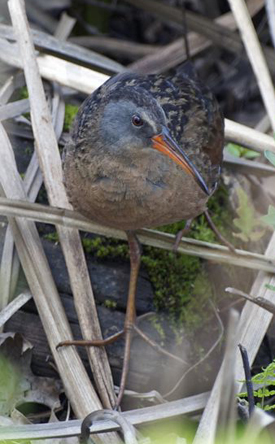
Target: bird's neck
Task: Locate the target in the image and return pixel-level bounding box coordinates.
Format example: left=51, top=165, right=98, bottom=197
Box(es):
left=80, top=146, right=170, bottom=184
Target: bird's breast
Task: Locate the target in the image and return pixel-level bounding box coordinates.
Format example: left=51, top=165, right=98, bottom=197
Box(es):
left=63, top=148, right=209, bottom=230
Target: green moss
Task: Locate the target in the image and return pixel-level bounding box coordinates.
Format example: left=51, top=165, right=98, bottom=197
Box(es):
left=44, top=231, right=59, bottom=242
left=63, top=104, right=79, bottom=132
left=104, top=299, right=117, bottom=310
left=82, top=236, right=129, bottom=259
left=19, top=86, right=29, bottom=100
left=142, top=248, right=201, bottom=321
left=81, top=233, right=204, bottom=323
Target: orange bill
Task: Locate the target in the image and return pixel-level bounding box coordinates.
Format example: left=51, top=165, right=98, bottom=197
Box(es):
left=151, top=127, right=210, bottom=195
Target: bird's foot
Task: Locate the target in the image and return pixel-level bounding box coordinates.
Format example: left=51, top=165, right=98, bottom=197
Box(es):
left=57, top=330, right=124, bottom=349
left=57, top=329, right=127, bottom=408
left=204, top=209, right=236, bottom=253
left=57, top=320, right=187, bottom=363
left=173, top=218, right=193, bottom=251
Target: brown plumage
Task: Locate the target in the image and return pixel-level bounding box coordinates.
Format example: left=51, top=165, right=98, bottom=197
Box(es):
left=63, top=64, right=224, bottom=230
left=61, top=62, right=224, bottom=406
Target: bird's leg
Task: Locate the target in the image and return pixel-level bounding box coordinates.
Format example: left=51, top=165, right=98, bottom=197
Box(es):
left=57, top=232, right=141, bottom=407
left=58, top=231, right=186, bottom=406
left=57, top=233, right=140, bottom=352
left=116, top=231, right=141, bottom=407
left=173, top=211, right=236, bottom=253
left=57, top=330, right=124, bottom=348
left=204, top=209, right=236, bottom=253
left=173, top=218, right=193, bottom=251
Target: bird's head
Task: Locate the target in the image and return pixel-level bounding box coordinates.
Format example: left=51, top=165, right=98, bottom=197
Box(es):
left=98, top=88, right=210, bottom=195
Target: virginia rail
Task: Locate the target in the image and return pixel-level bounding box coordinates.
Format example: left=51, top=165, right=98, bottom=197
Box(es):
left=61, top=62, right=224, bottom=406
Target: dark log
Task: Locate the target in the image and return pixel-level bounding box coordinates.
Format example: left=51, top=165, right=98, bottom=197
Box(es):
left=4, top=237, right=192, bottom=398
left=17, top=237, right=155, bottom=315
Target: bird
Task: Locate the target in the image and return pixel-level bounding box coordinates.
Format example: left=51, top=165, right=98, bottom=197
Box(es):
left=61, top=62, right=224, bottom=406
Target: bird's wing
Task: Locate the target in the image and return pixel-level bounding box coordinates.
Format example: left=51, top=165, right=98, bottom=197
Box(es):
left=143, top=65, right=224, bottom=191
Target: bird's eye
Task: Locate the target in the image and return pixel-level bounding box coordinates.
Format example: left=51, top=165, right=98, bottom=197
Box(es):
left=132, top=114, right=143, bottom=127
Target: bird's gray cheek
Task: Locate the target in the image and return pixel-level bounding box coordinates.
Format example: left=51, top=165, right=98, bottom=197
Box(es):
left=98, top=123, right=119, bottom=147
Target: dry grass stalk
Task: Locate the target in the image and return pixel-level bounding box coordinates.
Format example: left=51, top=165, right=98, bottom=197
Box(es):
left=0, top=123, right=103, bottom=425
left=217, top=311, right=240, bottom=444
left=224, top=118, right=275, bottom=153
left=70, top=35, right=160, bottom=60
left=1, top=43, right=275, bottom=159
left=54, top=12, right=76, bottom=40
left=1, top=38, right=274, bottom=156
left=0, top=197, right=274, bottom=273
left=0, top=71, right=25, bottom=104
left=223, top=151, right=275, bottom=177
left=234, top=233, right=275, bottom=394
left=0, top=152, right=42, bottom=323
left=0, top=13, right=71, bottom=332
left=194, top=3, right=275, bottom=439
left=8, top=0, right=117, bottom=413
left=124, top=0, right=275, bottom=74
left=5, top=1, right=119, bottom=434
left=129, top=0, right=263, bottom=73
left=226, top=287, right=275, bottom=315
left=0, top=72, right=27, bottom=315
left=255, top=114, right=270, bottom=133
left=0, top=135, right=25, bottom=332
left=0, top=223, right=18, bottom=314
left=193, top=311, right=240, bottom=444
left=0, top=37, right=109, bottom=94
left=0, top=15, right=68, bottom=333
left=0, top=23, right=123, bottom=73
left=266, top=0, right=275, bottom=48
left=194, top=212, right=275, bottom=442
left=0, top=291, right=32, bottom=328
left=0, top=98, right=30, bottom=121
left=0, top=2, right=274, bottom=440
left=0, top=391, right=210, bottom=441
left=228, top=0, right=275, bottom=131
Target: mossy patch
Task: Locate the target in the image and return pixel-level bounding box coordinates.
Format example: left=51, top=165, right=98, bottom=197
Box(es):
left=44, top=231, right=59, bottom=243
left=82, top=236, right=129, bottom=259
left=104, top=299, right=117, bottom=310
left=63, top=104, right=79, bottom=132
left=19, top=86, right=29, bottom=100
left=142, top=248, right=201, bottom=318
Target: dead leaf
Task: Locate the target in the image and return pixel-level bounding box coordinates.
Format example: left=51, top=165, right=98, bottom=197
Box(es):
left=0, top=332, right=61, bottom=417
left=261, top=205, right=275, bottom=229
left=233, top=187, right=266, bottom=242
